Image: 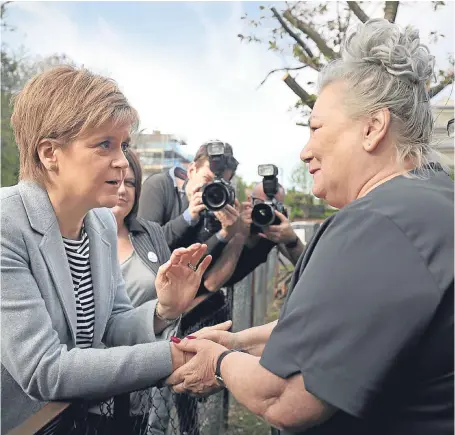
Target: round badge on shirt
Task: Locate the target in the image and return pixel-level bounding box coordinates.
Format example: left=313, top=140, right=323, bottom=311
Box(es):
left=148, top=252, right=158, bottom=263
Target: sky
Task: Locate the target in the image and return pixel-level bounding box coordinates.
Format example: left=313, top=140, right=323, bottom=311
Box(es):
left=3, top=0, right=454, bottom=187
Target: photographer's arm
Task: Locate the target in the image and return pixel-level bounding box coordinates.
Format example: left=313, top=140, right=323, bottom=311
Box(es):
left=138, top=176, right=200, bottom=250
left=224, top=238, right=276, bottom=286
left=277, top=239, right=305, bottom=266
left=196, top=203, right=242, bottom=276
left=204, top=232, right=248, bottom=291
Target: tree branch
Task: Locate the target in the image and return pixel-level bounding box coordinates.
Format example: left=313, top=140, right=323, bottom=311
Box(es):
left=428, top=71, right=454, bottom=99
left=258, top=65, right=309, bottom=88
left=270, top=6, right=314, bottom=58
left=283, top=9, right=338, bottom=60
left=384, top=1, right=399, bottom=23
left=346, top=1, right=370, bottom=23
left=282, top=72, right=316, bottom=109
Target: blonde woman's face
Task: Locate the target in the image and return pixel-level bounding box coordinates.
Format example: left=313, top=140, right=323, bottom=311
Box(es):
left=53, top=120, right=131, bottom=210
left=300, top=81, right=367, bottom=209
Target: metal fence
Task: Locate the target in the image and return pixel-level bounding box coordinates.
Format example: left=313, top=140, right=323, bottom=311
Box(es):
left=8, top=250, right=279, bottom=435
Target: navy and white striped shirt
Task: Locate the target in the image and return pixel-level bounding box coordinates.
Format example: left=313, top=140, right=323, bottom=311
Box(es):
left=63, top=228, right=95, bottom=349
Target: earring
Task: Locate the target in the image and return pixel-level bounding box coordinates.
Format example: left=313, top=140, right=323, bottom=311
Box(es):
left=48, top=164, right=57, bottom=172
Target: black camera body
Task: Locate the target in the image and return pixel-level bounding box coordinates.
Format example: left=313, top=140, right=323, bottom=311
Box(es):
left=251, top=164, right=287, bottom=232
left=200, top=142, right=236, bottom=233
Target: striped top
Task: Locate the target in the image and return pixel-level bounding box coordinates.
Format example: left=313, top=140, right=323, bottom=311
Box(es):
left=62, top=227, right=95, bottom=349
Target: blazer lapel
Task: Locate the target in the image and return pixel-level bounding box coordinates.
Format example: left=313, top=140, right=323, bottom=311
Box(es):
left=84, top=211, right=113, bottom=345
left=128, top=218, right=161, bottom=275
left=18, top=181, right=78, bottom=343
left=138, top=233, right=161, bottom=276
left=40, top=225, right=78, bottom=343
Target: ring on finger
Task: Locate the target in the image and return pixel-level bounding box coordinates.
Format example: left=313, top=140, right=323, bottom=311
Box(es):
left=187, top=262, right=198, bottom=272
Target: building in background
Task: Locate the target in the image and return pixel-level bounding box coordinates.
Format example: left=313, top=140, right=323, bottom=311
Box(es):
left=431, top=86, right=454, bottom=170
left=132, top=130, right=193, bottom=181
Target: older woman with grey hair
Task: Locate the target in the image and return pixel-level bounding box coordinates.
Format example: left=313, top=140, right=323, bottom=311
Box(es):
left=167, top=19, right=454, bottom=435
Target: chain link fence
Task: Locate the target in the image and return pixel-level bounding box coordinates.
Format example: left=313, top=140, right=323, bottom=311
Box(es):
left=10, top=250, right=279, bottom=435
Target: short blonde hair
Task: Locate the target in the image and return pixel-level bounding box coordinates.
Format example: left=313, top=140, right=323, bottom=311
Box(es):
left=11, top=65, right=139, bottom=182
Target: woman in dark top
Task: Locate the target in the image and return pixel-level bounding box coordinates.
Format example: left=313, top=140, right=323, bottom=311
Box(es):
left=112, top=149, right=174, bottom=309
left=113, top=150, right=235, bottom=434
left=111, top=149, right=185, bottom=433
left=166, top=19, right=454, bottom=435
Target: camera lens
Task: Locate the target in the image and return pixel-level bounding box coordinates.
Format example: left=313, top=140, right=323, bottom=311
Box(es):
left=252, top=203, right=275, bottom=227
left=202, top=183, right=229, bottom=211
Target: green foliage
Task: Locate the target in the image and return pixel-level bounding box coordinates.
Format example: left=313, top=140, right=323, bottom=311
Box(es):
left=1, top=2, right=75, bottom=186
left=234, top=175, right=249, bottom=203
left=290, top=161, right=313, bottom=193
left=1, top=88, right=19, bottom=186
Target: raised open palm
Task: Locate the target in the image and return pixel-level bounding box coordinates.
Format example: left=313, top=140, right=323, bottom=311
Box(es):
left=155, top=243, right=212, bottom=318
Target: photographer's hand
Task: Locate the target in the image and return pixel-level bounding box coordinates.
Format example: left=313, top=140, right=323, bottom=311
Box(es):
left=187, top=184, right=206, bottom=221
left=238, top=200, right=253, bottom=237
left=258, top=210, right=296, bottom=245
left=259, top=211, right=305, bottom=265
left=214, top=205, right=240, bottom=242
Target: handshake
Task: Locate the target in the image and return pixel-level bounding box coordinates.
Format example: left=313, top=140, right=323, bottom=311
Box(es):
left=166, top=320, right=237, bottom=396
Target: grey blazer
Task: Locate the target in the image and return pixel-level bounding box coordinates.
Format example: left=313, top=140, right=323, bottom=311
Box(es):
left=1, top=181, right=174, bottom=434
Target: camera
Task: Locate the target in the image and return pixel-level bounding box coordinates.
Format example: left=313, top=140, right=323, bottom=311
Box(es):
left=251, top=164, right=287, bottom=231
left=200, top=141, right=236, bottom=233
left=201, top=142, right=236, bottom=211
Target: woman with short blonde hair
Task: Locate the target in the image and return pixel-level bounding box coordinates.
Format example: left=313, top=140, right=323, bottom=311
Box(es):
left=1, top=65, right=219, bottom=433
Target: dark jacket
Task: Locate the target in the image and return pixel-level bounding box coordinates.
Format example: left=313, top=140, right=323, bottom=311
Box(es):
left=127, top=216, right=171, bottom=275
left=137, top=170, right=226, bottom=261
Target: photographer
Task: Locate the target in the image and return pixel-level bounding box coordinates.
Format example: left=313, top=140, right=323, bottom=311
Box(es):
left=207, top=166, right=305, bottom=290
left=138, top=142, right=240, bottom=435
left=138, top=141, right=240, bottom=257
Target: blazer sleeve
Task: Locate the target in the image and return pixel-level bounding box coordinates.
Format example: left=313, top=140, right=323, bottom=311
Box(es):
left=1, top=213, right=173, bottom=402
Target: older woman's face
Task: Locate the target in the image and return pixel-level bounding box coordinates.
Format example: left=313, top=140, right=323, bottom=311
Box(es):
left=53, top=120, right=130, bottom=210
left=111, top=167, right=136, bottom=223
left=300, top=81, right=366, bottom=208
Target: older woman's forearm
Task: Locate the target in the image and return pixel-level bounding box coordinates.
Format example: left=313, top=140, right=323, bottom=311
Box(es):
left=203, top=233, right=247, bottom=291
left=235, top=320, right=277, bottom=357
left=219, top=351, right=328, bottom=431
left=220, top=351, right=285, bottom=423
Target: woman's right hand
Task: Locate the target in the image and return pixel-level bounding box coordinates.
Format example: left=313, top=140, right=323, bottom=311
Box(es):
left=155, top=244, right=212, bottom=319
left=188, top=320, right=239, bottom=349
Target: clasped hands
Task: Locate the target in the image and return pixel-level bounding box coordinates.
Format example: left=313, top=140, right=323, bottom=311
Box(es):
left=166, top=320, right=236, bottom=397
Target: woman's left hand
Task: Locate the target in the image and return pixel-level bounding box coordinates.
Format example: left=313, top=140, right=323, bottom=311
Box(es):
left=155, top=244, right=212, bottom=318
left=166, top=338, right=227, bottom=396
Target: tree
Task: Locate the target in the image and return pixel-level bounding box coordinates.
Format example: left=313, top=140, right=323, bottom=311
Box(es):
left=234, top=174, right=249, bottom=203
left=290, top=161, right=313, bottom=194
left=1, top=1, right=75, bottom=186
left=1, top=1, right=20, bottom=186
left=239, top=1, right=454, bottom=118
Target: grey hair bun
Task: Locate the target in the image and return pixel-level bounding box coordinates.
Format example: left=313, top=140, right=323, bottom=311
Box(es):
left=342, top=18, right=435, bottom=85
